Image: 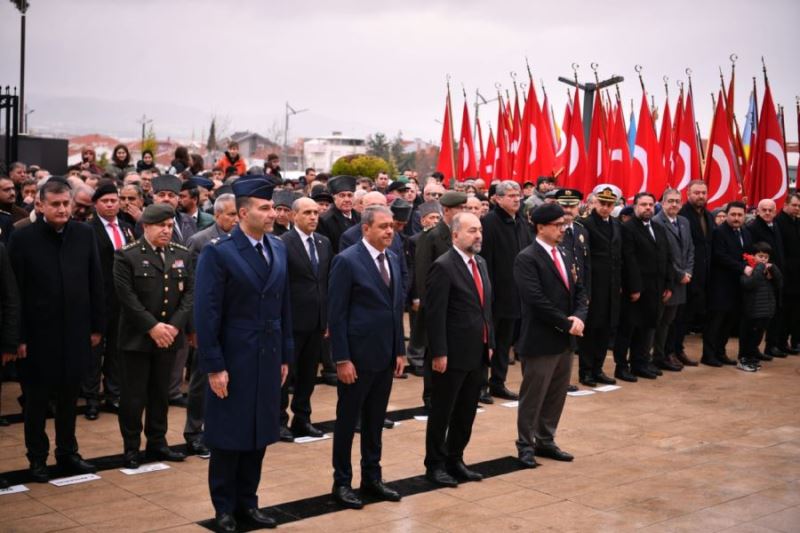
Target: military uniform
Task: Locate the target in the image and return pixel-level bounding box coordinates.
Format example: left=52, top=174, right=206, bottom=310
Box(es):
left=113, top=233, right=194, bottom=461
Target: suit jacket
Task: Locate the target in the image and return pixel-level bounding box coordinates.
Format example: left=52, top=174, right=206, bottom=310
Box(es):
left=708, top=222, right=752, bottom=311
left=479, top=207, right=532, bottom=319
left=318, top=206, right=360, bottom=253
left=513, top=240, right=588, bottom=357
left=194, top=227, right=294, bottom=450
left=195, top=210, right=215, bottom=231
left=581, top=211, right=622, bottom=329
left=776, top=211, right=800, bottom=295
left=340, top=224, right=409, bottom=298
left=0, top=242, right=19, bottom=354
left=653, top=211, right=694, bottom=306
left=747, top=216, right=784, bottom=270
left=425, top=248, right=494, bottom=370
left=328, top=241, right=405, bottom=373
left=413, top=220, right=452, bottom=346
left=678, top=203, right=715, bottom=312
left=621, top=217, right=676, bottom=327
left=90, top=216, right=135, bottom=314
left=280, top=228, right=332, bottom=333
left=8, top=219, right=105, bottom=384
left=186, top=223, right=229, bottom=264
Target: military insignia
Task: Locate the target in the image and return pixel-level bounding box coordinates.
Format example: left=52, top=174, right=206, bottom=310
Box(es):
left=142, top=260, right=150, bottom=267
left=173, top=259, right=185, bottom=269
left=178, top=281, right=184, bottom=292
left=579, top=233, right=585, bottom=243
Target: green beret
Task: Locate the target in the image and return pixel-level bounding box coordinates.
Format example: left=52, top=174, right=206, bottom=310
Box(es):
left=439, top=191, right=468, bottom=207
left=141, top=203, right=175, bottom=224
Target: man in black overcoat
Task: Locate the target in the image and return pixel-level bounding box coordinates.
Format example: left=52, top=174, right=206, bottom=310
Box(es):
left=776, top=193, right=800, bottom=353
left=317, top=175, right=360, bottom=253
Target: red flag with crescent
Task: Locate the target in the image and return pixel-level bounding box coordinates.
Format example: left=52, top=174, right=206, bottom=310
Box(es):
left=457, top=101, right=477, bottom=181
left=745, top=83, right=788, bottom=209
left=704, top=91, right=741, bottom=210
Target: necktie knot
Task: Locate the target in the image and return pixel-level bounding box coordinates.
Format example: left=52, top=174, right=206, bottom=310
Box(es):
left=376, top=253, right=390, bottom=288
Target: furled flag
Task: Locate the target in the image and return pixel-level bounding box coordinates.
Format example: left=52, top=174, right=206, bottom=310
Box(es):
left=435, top=90, right=456, bottom=181
left=457, top=100, right=477, bottom=180
left=742, top=89, right=757, bottom=163
left=659, top=98, right=674, bottom=188
left=627, top=102, right=637, bottom=156
left=509, top=92, right=522, bottom=178
left=481, top=128, right=496, bottom=181
left=552, top=98, right=572, bottom=180
left=704, top=91, right=741, bottom=210
left=673, top=88, right=703, bottom=194
left=745, top=83, right=788, bottom=209
left=564, top=88, right=588, bottom=192
left=494, top=99, right=511, bottom=180
left=587, top=91, right=610, bottom=188
left=627, top=93, right=666, bottom=199
left=542, top=92, right=557, bottom=152
left=607, top=102, right=631, bottom=193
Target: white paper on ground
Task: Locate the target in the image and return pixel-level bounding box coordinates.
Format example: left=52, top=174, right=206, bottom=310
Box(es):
left=594, top=385, right=621, bottom=392
left=294, top=434, right=332, bottom=443
left=476, top=408, right=485, bottom=413
left=567, top=390, right=595, bottom=397
left=49, top=473, right=101, bottom=486
left=0, top=484, right=29, bottom=495
left=120, top=462, right=170, bottom=475
left=413, top=415, right=428, bottom=421
left=501, top=401, right=519, bottom=408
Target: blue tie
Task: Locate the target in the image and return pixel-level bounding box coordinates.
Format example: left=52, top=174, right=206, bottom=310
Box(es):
left=307, top=236, right=318, bottom=274
left=255, top=242, right=270, bottom=267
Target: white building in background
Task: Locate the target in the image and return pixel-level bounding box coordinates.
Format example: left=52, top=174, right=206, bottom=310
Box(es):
left=303, top=132, right=366, bottom=172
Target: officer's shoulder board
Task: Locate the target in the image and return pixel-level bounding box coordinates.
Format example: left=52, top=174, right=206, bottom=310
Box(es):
left=211, top=234, right=232, bottom=246
left=169, top=243, right=190, bottom=252
left=122, top=240, right=141, bottom=251
left=0, top=209, right=11, bottom=216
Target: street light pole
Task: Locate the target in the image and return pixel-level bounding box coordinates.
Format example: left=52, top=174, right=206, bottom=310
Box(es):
left=11, top=1, right=29, bottom=133
left=284, top=102, right=308, bottom=170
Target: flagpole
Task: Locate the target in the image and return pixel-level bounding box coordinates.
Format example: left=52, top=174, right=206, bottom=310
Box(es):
left=686, top=67, right=705, bottom=166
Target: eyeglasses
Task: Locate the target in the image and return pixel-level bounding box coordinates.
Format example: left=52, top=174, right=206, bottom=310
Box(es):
left=428, top=192, right=443, bottom=198
left=546, top=222, right=568, bottom=229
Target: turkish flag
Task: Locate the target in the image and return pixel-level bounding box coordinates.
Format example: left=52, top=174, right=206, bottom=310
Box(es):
left=457, top=101, right=477, bottom=181
left=587, top=91, right=610, bottom=189
left=659, top=98, right=674, bottom=188
left=564, top=89, right=588, bottom=192
left=704, top=91, right=741, bottom=210
left=542, top=92, right=557, bottom=152
left=607, top=102, right=631, bottom=193
left=745, top=83, right=788, bottom=209
left=673, top=89, right=702, bottom=194
left=494, top=101, right=511, bottom=180
left=435, top=92, right=456, bottom=181
left=627, top=93, right=665, bottom=199
left=512, top=86, right=534, bottom=183
left=509, top=94, right=522, bottom=178
left=481, top=128, right=496, bottom=181
left=476, top=119, right=485, bottom=170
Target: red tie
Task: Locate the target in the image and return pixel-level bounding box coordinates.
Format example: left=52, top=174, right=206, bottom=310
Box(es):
left=469, top=258, right=488, bottom=343
left=109, top=221, right=123, bottom=250
left=551, top=247, right=569, bottom=288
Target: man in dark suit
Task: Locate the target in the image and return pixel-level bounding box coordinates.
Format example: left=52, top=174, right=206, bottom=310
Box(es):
left=279, top=197, right=332, bottom=440
left=8, top=178, right=104, bottom=482
left=674, top=180, right=715, bottom=366
left=114, top=204, right=193, bottom=468
left=652, top=188, right=695, bottom=371
left=195, top=177, right=293, bottom=532
left=703, top=201, right=752, bottom=366
left=182, top=192, right=238, bottom=457
left=0, top=241, right=20, bottom=482
left=747, top=199, right=786, bottom=358
left=479, top=181, right=530, bottom=401
left=329, top=205, right=406, bottom=510
left=776, top=193, right=800, bottom=353
left=614, top=192, right=675, bottom=380
left=84, top=181, right=135, bottom=420
left=424, top=213, right=494, bottom=487
left=179, top=179, right=215, bottom=231
left=578, top=185, right=623, bottom=384
left=513, top=203, right=588, bottom=468
left=318, top=175, right=360, bottom=253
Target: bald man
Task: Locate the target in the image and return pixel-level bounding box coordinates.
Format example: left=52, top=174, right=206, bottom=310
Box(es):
left=338, top=192, right=387, bottom=250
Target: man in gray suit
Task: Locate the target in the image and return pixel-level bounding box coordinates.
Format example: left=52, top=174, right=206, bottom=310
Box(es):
left=181, top=193, right=238, bottom=456
left=652, top=188, right=695, bottom=372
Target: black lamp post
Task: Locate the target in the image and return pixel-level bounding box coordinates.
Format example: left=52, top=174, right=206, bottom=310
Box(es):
left=10, top=1, right=29, bottom=133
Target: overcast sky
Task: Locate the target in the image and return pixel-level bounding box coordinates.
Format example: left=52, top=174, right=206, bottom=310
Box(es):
left=1, top=0, right=798, bottom=143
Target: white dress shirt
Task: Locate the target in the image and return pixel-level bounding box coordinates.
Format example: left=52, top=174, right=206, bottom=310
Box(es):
left=362, top=238, right=391, bottom=283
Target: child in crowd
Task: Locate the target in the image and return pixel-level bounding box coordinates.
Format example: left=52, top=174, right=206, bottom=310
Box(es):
left=738, top=242, right=783, bottom=372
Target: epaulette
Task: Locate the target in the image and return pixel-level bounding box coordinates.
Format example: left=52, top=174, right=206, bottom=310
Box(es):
left=169, top=243, right=190, bottom=251
left=211, top=235, right=232, bottom=245
left=574, top=218, right=586, bottom=228
left=122, top=240, right=140, bottom=251
left=0, top=209, right=10, bottom=216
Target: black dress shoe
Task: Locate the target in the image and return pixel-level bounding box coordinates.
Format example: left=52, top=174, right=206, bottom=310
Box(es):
left=478, top=390, right=494, bottom=404
left=85, top=405, right=99, bottom=421
left=718, top=355, right=737, bottom=365
left=447, top=461, right=483, bottom=482
left=614, top=367, right=638, bottom=382
left=214, top=513, right=237, bottom=533
left=489, top=386, right=519, bottom=401
left=291, top=421, right=325, bottom=438
left=534, top=445, right=574, bottom=462
left=0, top=477, right=9, bottom=489
left=279, top=426, right=294, bottom=442
left=361, top=479, right=401, bottom=501
left=675, top=351, right=699, bottom=366
left=594, top=372, right=617, bottom=385
left=646, top=362, right=663, bottom=376
left=186, top=440, right=211, bottom=457
left=123, top=450, right=140, bottom=469
left=146, top=446, right=186, bottom=462
left=394, top=372, right=409, bottom=379
left=0, top=416, right=10, bottom=427
left=332, top=485, right=364, bottom=509
left=701, top=356, right=723, bottom=367
left=425, top=468, right=459, bottom=487
left=517, top=451, right=539, bottom=468
left=755, top=351, right=773, bottom=361
left=579, top=375, right=598, bottom=387
left=783, top=344, right=799, bottom=355
left=237, top=508, right=276, bottom=528
left=765, top=346, right=788, bottom=358
left=566, top=384, right=579, bottom=392
left=408, top=365, right=424, bottom=377
left=631, top=366, right=658, bottom=380
left=56, top=454, right=97, bottom=474
left=383, top=418, right=395, bottom=429
left=104, top=398, right=120, bottom=412
left=654, top=358, right=682, bottom=372
left=29, top=460, right=49, bottom=483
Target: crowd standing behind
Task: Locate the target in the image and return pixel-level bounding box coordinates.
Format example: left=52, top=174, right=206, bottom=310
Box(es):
left=0, top=142, right=798, bottom=532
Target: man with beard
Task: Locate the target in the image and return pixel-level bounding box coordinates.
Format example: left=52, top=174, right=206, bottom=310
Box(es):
left=0, top=176, right=28, bottom=222
left=318, top=175, right=359, bottom=253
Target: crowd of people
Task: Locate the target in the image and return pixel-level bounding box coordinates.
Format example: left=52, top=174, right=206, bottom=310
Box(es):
left=0, top=140, right=798, bottom=531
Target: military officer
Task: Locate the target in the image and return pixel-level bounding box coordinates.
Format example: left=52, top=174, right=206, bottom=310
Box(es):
left=113, top=204, right=194, bottom=469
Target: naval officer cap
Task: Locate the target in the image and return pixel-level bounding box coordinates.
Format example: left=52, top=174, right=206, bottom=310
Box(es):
left=327, top=175, right=357, bottom=195
left=531, top=203, right=565, bottom=225
left=141, top=203, right=176, bottom=224
left=554, top=188, right=584, bottom=206
left=592, top=183, right=622, bottom=202
left=152, top=175, right=182, bottom=194
left=439, top=191, right=468, bottom=207
left=232, top=176, right=276, bottom=200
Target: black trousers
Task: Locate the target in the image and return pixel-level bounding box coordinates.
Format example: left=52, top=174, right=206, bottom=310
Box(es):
left=208, top=447, right=266, bottom=515
left=739, top=317, right=770, bottom=359
left=613, top=321, right=652, bottom=371
left=703, top=309, right=741, bottom=360
left=22, top=381, right=80, bottom=462
left=82, top=308, right=122, bottom=405
left=488, top=317, right=516, bottom=389
left=764, top=307, right=782, bottom=350
left=780, top=295, right=800, bottom=347
left=332, top=366, right=393, bottom=487
left=424, top=360, right=484, bottom=470
left=183, top=348, right=206, bottom=443
left=119, top=349, right=176, bottom=452
left=280, top=329, right=322, bottom=427
left=578, top=326, right=611, bottom=377
left=320, top=337, right=336, bottom=379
